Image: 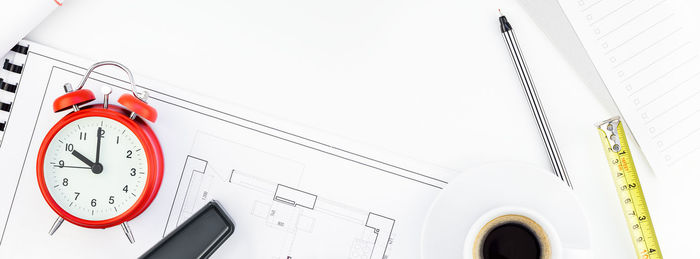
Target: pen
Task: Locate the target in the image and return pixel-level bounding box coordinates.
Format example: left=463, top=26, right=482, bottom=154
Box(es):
left=499, top=10, right=572, bottom=188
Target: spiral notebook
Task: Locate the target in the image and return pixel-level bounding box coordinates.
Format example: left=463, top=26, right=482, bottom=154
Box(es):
left=0, top=44, right=29, bottom=144
left=0, top=40, right=455, bottom=257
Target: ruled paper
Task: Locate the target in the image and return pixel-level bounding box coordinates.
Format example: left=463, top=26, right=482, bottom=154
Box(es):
left=558, top=0, right=700, bottom=175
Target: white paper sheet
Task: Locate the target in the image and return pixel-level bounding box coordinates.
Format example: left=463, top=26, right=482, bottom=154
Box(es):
left=0, top=41, right=457, bottom=258
left=0, top=0, right=61, bottom=56
left=558, top=0, right=700, bottom=176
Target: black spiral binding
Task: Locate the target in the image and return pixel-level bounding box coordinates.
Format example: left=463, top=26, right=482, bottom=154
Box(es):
left=0, top=43, right=28, bottom=138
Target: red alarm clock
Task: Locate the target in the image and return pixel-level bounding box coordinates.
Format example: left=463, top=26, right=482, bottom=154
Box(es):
left=36, top=61, right=163, bottom=243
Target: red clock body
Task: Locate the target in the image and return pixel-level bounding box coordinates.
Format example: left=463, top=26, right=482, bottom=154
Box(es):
left=37, top=105, right=163, bottom=229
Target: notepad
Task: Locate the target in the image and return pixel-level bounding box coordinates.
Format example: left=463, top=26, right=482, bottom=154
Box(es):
left=559, top=0, right=700, bottom=175
left=0, top=40, right=456, bottom=258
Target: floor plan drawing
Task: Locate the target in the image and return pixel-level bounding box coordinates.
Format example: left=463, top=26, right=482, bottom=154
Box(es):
left=165, top=133, right=400, bottom=258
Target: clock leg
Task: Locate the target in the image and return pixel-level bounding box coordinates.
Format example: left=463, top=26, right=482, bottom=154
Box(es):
left=121, top=221, right=135, bottom=244
left=48, top=217, right=64, bottom=235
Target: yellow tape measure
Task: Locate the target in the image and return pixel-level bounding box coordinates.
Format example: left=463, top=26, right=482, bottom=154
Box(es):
left=597, top=116, right=662, bottom=259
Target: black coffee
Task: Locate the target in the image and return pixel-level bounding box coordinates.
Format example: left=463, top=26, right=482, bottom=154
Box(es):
left=481, top=222, right=541, bottom=259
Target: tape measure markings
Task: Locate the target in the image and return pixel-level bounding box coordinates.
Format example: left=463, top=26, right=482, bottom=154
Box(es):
left=597, top=116, right=662, bottom=259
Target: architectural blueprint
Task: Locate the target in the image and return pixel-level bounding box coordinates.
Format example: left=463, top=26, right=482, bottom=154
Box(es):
left=0, top=41, right=457, bottom=258
left=166, top=133, right=400, bottom=258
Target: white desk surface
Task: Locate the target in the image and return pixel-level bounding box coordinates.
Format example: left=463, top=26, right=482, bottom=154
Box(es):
left=24, top=0, right=669, bottom=257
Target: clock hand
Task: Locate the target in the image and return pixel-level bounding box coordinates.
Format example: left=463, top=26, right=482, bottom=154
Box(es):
left=72, top=150, right=104, bottom=174
left=72, top=149, right=103, bottom=174
left=53, top=165, right=91, bottom=169
left=71, top=150, right=95, bottom=167
left=96, top=127, right=103, bottom=164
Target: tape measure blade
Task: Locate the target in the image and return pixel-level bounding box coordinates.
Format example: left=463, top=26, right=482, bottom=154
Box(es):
left=615, top=122, right=661, bottom=259
left=597, top=120, right=662, bottom=259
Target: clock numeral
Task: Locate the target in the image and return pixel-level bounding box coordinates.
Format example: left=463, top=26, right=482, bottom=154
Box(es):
left=58, top=160, right=65, bottom=168
left=109, top=196, right=115, bottom=204
left=130, top=168, right=136, bottom=176
left=74, top=192, right=80, bottom=200
left=116, top=136, right=120, bottom=144
left=91, top=199, right=97, bottom=207
left=123, top=185, right=129, bottom=193
left=126, top=150, right=133, bottom=158
left=62, top=178, right=68, bottom=186
left=98, top=128, right=105, bottom=138
left=79, top=132, right=87, bottom=141
left=65, top=143, right=74, bottom=152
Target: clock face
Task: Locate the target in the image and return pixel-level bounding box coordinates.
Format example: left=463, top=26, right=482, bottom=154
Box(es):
left=42, top=116, right=148, bottom=221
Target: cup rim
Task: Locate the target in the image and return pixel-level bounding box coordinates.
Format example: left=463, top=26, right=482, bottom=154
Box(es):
left=463, top=206, right=563, bottom=259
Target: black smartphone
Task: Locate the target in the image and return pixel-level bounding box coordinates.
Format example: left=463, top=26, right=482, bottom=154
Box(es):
left=140, top=200, right=234, bottom=259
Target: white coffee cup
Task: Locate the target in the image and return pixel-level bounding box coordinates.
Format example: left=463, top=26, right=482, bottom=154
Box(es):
left=421, top=162, right=591, bottom=259
left=464, top=206, right=588, bottom=259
